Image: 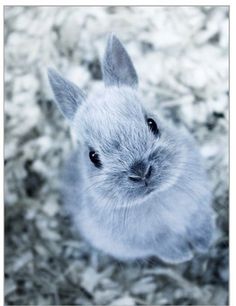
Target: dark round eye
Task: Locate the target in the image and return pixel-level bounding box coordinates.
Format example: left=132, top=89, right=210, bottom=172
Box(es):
left=89, top=151, right=102, bottom=168
left=147, top=118, right=159, bottom=136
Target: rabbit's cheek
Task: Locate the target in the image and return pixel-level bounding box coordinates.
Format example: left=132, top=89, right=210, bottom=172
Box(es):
left=149, top=167, right=172, bottom=192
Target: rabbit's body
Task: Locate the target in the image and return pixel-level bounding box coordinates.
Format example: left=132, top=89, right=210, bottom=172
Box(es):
left=48, top=35, right=215, bottom=264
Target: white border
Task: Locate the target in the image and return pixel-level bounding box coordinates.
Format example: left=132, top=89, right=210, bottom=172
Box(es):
left=1, top=2, right=232, bottom=306
left=2, top=0, right=232, bottom=6
left=1, top=4, right=3, bottom=306
left=229, top=4, right=234, bottom=306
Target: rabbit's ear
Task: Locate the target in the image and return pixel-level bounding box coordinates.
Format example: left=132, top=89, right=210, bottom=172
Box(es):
left=102, top=34, right=138, bottom=88
left=48, top=68, right=85, bottom=120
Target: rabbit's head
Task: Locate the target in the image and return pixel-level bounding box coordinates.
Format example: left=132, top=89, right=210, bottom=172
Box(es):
left=48, top=35, right=188, bottom=207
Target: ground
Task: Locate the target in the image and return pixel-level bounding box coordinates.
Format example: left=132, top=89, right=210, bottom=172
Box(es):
left=5, top=6, right=228, bottom=306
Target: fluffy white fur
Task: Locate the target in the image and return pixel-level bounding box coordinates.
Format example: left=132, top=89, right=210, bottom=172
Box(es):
left=48, top=35, right=215, bottom=264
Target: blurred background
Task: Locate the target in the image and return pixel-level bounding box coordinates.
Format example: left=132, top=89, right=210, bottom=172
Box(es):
left=4, top=6, right=228, bottom=306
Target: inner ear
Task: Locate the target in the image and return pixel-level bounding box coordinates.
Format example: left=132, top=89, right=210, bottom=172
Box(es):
left=48, top=68, right=86, bottom=120
left=102, top=34, right=138, bottom=88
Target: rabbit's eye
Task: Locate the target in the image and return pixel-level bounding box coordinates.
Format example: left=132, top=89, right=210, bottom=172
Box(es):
left=89, top=151, right=102, bottom=168
left=147, top=118, right=159, bottom=136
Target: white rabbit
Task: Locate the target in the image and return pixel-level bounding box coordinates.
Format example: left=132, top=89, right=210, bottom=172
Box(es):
left=48, top=34, right=215, bottom=264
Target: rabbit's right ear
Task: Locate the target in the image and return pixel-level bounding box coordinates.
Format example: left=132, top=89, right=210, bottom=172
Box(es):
left=102, top=34, right=138, bottom=88
left=48, top=68, right=85, bottom=120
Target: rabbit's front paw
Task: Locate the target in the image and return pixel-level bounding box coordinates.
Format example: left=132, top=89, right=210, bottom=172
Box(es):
left=188, top=213, right=215, bottom=253
left=155, top=235, right=193, bottom=264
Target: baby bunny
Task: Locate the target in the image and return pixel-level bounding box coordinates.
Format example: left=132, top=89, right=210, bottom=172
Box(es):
left=48, top=34, right=215, bottom=264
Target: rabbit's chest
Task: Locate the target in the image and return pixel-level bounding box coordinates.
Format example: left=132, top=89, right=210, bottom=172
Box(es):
left=76, top=199, right=189, bottom=260
left=77, top=204, right=159, bottom=259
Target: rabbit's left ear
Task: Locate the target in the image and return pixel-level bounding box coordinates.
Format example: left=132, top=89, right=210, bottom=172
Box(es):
left=48, top=68, right=85, bottom=120
left=102, top=34, right=138, bottom=88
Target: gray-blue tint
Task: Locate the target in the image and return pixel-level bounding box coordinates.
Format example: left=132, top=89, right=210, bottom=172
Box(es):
left=102, top=34, right=138, bottom=88
left=48, top=68, right=85, bottom=120
left=48, top=35, right=215, bottom=264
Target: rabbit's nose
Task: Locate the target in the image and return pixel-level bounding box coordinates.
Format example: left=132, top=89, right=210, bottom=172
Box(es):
left=129, top=161, right=152, bottom=183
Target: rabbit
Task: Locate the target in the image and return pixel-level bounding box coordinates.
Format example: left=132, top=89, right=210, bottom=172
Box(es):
left=48, top=34, right=215, bottom=264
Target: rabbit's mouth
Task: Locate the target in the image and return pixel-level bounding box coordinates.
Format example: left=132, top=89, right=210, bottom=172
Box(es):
left=144, top=186, right=156, bottom=196
left=131, top=184, right=157, bottom=201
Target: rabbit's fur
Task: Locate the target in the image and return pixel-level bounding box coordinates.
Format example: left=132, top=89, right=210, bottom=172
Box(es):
left=48, top=35, right=215, bottom=264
